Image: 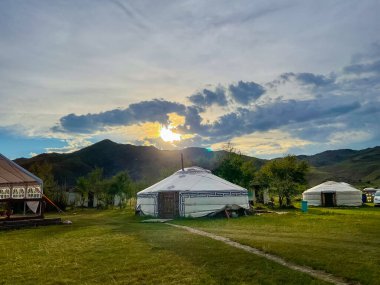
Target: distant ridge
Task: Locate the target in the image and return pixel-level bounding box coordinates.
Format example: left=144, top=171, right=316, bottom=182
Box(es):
left=14, top=140, right=246, bottom=186
left=297, top=146, right=380, bottom=187
left=14, top=140, right=380, bottom=188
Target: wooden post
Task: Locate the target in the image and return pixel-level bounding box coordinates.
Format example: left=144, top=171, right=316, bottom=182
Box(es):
left=6, top=200, right=12, bottom=219
left=40, top=200, right=45, bottom=219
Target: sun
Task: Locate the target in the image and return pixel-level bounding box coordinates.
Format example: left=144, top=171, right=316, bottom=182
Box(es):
left=160, top=126, right=181, bottom=142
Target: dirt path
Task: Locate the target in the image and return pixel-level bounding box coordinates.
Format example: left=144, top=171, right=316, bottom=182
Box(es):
left=167, top=223, right=355, bottom=285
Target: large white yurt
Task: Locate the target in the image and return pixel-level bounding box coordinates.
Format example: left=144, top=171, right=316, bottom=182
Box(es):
left=302, top=181, right=362, bottom=207
left=136, top=167, right=249, bottom=218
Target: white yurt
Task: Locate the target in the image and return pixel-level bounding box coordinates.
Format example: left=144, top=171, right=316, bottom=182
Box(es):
left=302, top=181, right=362, bottom=207
left=136, top=167, right=249, bottom=218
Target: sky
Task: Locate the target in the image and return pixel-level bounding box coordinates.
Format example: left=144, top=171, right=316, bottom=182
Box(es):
left=0, top=0, right=379, bottom=159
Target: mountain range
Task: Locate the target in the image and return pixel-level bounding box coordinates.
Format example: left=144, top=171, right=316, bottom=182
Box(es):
left=14, top=139, right=380, bottom=189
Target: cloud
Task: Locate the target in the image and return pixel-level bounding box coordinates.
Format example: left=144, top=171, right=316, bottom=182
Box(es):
left=54, top=99, right=187, bottom=133
left=182, top=106, right=205, bottom=133
left=328, top=130, right=373, bottom=145
left=188, top=86, right=227, bottom=107
left=211, top=130, right=311, bottom=157
left=45, top=137, right=92, bottom=153
left=343, top=59, right=380, bottom=75
left=51, top=51, right=378, bottom=156
left=193, top=99, right=361, bottom=141
left=280, top=72, right=335, bottom=87
left=228, top=81, right=265, bottom=104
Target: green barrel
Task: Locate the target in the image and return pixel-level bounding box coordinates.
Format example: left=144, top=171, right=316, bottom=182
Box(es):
left=301, top=200, right=308, bottom=212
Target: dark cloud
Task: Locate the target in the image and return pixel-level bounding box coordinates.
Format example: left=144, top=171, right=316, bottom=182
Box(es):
left=290, top=101, right=380, bottom=144
left=55, top=113, right=100, bottom=133
left=280, top=72, right=335, bottom=86
left=228, top=81, right=265, bottom=104
left=192, top=99, right=361, bottom=142
left=54, top=99, right=186, bottom=133
left=188, top=86, right=227, bottom=107
left=128, top=99, right=186, bottom=121
left=343, top=59, right=380, bottom=75
left=179, top=106, right=205, bottom=134
left=54, top=77, right=368, bottom=146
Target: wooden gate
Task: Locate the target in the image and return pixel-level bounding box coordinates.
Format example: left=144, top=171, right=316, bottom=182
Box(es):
left=158, top=192, right=179, bottom=218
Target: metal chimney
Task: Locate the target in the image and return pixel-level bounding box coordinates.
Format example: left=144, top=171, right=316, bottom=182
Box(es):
left=181, top=153, right=184, bottom=171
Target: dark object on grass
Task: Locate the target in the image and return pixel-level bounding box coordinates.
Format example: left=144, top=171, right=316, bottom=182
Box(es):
left=208, top=204, right=250, bottom=218
left=0, top=218, right=62, bottom=231
left=267, top=201, right=275, bottom=209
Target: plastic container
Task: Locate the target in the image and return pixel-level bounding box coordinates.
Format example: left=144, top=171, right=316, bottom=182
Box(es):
left=301, top=200, right=308, bottom=212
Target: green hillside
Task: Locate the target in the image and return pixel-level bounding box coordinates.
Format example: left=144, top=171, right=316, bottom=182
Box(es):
left=299, top=146, right=380, bottom=187
left=14, top=140, right=380, bottom=189
left=15, top=139, right=263, bottom=186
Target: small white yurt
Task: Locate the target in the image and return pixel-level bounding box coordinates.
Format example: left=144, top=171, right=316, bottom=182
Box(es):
left=302, top=181, right=362, bottom=207
left=136, top=167, right=249, bottom=218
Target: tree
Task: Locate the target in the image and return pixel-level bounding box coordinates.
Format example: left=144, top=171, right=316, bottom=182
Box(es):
left=75, top=168, right=105, bottom=208
left=29, top=162, right=56, bottom=197
left=75, top=169, right=136, bottom=209
left=252, top=168, right=271, bottom=203
left=214, top=143, right=256, bottom=189
left=75, top=176, right=89, bottom=207
left=258, top=155, right=309, bottom=207
left=108, top=171, right=132, bottom=208
left=29, top=162, right=67, bottom=210
left=87, top=168, right=106, bottom=207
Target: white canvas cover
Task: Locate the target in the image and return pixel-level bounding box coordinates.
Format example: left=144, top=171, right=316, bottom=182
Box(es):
left=27, top=201, right=40, bottom=213
left=137, top=167, right=249, bottom=218
left=302, top=181, right=362, bottom=206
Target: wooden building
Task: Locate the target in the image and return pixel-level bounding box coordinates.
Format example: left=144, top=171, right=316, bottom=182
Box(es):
left=0, top=154, right=44, bottom=220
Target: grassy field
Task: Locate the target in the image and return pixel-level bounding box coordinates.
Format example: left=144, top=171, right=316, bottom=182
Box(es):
left=0, top=207, right=378, bottom=285
left=175, top=207, right=380, bottom=285
left=0, top=209, right=329, bottom=285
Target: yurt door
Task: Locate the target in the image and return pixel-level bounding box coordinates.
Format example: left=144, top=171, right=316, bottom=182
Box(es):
left=322, top=192, right=336, bottom=207
left=88, top=191, right=94, bottom=208
left=158, top=192, right=179, bottom=218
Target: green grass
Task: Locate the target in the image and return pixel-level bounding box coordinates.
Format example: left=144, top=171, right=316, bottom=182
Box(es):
left=0, top=209, right=328, bottom=285
left=174, top=207, right=380, bottom=285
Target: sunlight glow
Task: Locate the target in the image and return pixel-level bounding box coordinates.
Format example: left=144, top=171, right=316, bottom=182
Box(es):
left=160, top=126, right=181, bottom=142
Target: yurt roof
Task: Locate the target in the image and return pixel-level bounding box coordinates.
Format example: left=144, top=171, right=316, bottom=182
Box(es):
left=303, top=181, right=360, bottom=194
left=138, top=166, right=246, bottom=194
left=0, top=154, right=42, bottom=185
